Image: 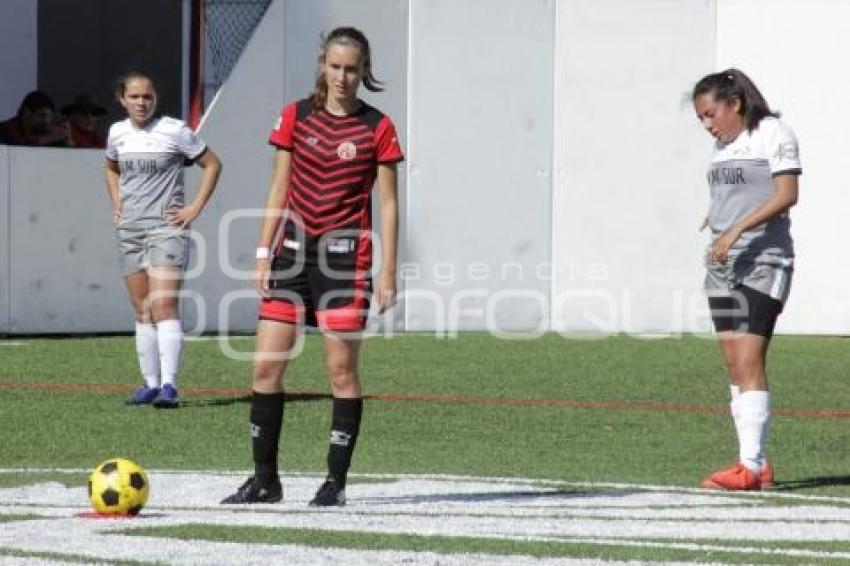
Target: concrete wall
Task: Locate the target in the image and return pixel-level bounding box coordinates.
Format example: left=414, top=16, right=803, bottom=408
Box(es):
left=552, top=0, right=716, bottom=335
left=405, top=0, right=554, bottom=333
left=0, top=0, right=37, bottom=118
left=4, top=148, right=126, bottom=333
left=716, top=0, right=850, bottom=334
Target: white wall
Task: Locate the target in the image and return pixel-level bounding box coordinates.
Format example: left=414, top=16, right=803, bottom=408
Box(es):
left=405, top=0, right=555, bottom=332
left=552, top=0, right=717, bottom=334
left=0, top=0, right=37, bottom=118
left=6, top=148, right=127, bottom=333
left=717, top=0, right=850, bottom=334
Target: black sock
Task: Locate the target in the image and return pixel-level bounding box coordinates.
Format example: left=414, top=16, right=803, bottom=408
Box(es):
left=326, top=397, right=363, bottom=488
left=250, top=391, right=285, bottom=484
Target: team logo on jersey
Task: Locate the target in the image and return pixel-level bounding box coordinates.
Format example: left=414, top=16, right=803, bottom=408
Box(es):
left=776, top=142, right=798, bottom=160
left=337, top=141, right=357, bottom=160
left=307, top=136, right=318, bottom=145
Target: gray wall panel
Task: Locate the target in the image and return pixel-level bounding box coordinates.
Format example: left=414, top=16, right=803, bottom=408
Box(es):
left=405, top=0, right=554, bottom=332
left=0, top=146, right=9, bottom=332
left=551, top=0, right=716, bottom=335
left=717, top=0, right=850, bottom=334
left=8, top=147, right=129, bottom=333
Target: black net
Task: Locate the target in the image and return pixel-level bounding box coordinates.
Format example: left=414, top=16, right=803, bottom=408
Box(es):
left=204, top=0, right=272, bottom=98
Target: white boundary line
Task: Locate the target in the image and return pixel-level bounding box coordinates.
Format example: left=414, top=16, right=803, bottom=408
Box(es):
left=4, top=469, right=850, bottom=505
left=4, top=471, right=850, bottom=564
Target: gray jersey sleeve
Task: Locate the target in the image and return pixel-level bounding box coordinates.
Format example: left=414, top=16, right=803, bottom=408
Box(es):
left=105, top=124, right=119, bottom=161
left=764, top=120, right=801, bottom=176
left=175, top=123, right=207, bottom=161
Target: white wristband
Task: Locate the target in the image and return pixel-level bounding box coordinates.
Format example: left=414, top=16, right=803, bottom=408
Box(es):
left=255, top=247, right=270, bottom=260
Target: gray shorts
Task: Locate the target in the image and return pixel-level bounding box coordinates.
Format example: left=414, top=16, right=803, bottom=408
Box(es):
left=704, top=245, right=793, bottom=304
left=116, top=225, right=189, bottom=276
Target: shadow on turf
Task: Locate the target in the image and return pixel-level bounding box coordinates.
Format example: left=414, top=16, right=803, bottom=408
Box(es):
left=180, top=392, right=332, bottom=408
left=360, top=488, right=646, bottom=506
left=771, top=475, right=850, bottom=491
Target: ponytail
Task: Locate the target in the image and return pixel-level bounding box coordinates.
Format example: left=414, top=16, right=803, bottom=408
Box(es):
left=692, top=68, right=778, bottom=131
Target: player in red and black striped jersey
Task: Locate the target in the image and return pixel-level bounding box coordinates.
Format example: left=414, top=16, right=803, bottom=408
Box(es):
left=222, top=27, right=403, bottom=507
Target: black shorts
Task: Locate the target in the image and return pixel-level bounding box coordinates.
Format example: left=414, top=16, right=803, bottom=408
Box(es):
left=259, top=227, right=372, bottom=332
left=708, top=284, right=784, bottom=338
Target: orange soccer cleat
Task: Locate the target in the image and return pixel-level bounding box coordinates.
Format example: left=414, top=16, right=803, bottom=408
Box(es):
left=701, top=463, right=761, bottom=491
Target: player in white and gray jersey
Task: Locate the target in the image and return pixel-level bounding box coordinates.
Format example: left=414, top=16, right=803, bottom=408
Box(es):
left=705, top=115, right=799, bottom=303
left=105, top=70, right=222, bottom=408
left=108, top=117, right=204, bottom=230
left=692, top=69, right=801, bottom=492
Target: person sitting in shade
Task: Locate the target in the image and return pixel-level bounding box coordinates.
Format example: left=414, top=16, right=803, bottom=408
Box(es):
left=0, top=90, right=70, bottom=147
left=62, top=94, right=108, bottom=148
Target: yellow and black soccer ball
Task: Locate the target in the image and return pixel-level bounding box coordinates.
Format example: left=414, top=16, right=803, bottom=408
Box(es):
left=88, top=458, right=150, bottom=515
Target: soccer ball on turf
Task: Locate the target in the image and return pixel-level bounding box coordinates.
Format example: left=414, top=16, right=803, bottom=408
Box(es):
left=88, top=458, right=150, bottom=515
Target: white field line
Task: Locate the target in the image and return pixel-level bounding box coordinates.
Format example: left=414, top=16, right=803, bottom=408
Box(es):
left=0, top=343, right=27, bottom=347
left=3, top=472, right=850, bottom=564
left=6, top=469, right=850, bottom=505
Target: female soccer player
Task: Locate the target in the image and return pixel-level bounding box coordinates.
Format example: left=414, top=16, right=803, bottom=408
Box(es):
left=693, top=69, right=801, bottom=490
left=222, top=27, right=402, bottom=506
left=105, top=71, right=222, bottom=408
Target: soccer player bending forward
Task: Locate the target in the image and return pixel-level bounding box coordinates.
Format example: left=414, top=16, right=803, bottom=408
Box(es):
left=693, top=69, right=801, bottom=491
left=106, top=71, right=222, bottom=409
left=222, top=27, right=403, bottom=506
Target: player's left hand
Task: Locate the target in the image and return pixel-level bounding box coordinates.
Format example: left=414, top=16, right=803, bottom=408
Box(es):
left=375, top=271, right=397, bottom=314
left=166, top=204, right=200, bottom=228
left=708, top=227, right=741, bottom=265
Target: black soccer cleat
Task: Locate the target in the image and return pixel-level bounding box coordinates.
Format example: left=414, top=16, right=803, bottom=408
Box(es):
left=220, top=476, right=282, bottom=504
left=308, top=478, right=346, bottom=507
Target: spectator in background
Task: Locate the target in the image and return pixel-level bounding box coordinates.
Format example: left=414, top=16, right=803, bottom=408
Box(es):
left=0, top=90, right=70, bottom=147
left=62, top=94, right=107, bottom=148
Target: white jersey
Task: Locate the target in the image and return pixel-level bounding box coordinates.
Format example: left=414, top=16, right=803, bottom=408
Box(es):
left=706, top=116, right=801, bottom=252
left=704, top=117, right=801, bottom=303
left=106, top=116, right=207, bottom=229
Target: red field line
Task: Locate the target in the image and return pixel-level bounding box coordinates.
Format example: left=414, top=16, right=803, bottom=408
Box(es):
left=2, top=380, right=850, bottom=420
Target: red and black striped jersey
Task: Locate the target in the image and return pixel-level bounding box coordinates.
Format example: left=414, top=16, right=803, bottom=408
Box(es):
left=268, top=98, right=404, bottom=237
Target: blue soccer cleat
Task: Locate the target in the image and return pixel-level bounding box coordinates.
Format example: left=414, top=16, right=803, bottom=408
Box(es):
left=127, top=386, right=160, bottom=406
left=152, top=384, right=181, bottom=409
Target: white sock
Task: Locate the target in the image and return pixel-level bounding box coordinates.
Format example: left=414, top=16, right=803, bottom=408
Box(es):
left=156, top=319, right=183, bottom=388
left=135, top=322, right=160, bottom=388
left=729, top=383, right=743, bottom=446
left=729, top=384, right=741, bottom=401
left=737, top=390, right=770, bottom=473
